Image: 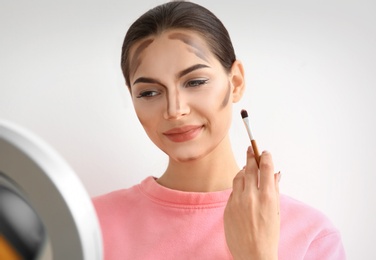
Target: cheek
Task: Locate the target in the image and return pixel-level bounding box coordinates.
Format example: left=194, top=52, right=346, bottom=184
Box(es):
left=133, top=102, right=158, bottom=131
left=197, top=80, right=231, bottom=110
left=136, top=112, right=161, bottom=143
left=208, top=81, right=233, bottom=129
left=221, top=81, right=231, bottom=108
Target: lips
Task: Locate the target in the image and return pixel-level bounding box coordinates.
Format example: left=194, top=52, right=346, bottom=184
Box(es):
left=163, top=125, right=203, bottom=142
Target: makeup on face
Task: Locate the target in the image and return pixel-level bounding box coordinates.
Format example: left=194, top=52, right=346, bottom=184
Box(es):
left=129, top=39, right=154, bottom=83
left=128, top=30, right=235, bottom=162
left=168, top=32, right=210, bottom=62
left=221, top=81, right=231, bottom=108
left=130, top=31, right=212, bottom=87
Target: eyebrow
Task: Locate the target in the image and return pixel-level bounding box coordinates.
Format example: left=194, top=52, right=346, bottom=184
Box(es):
left=133, top=77, right=163, bottom=86
left=177, top=64, right=209, bottom=78
left=133, top=63, right=210, bottom=86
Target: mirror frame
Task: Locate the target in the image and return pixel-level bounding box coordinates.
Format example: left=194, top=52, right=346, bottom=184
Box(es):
left=0, top=120, right=103, bottom=260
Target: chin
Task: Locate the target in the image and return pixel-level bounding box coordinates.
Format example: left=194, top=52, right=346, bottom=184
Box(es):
left=173, top=154, right=202, bottom=163
left=165, top=144, right=214, bottom=163
left=166, top=148, right=202, bottom=162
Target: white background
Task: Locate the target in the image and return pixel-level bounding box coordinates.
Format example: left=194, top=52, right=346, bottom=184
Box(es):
left=1, top=0, right=375, bottom=259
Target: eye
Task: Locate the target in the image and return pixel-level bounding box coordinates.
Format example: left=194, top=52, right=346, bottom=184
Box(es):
left=186, top=79, right=208, bottom=88
left=136, top=90, right=160, bottom=98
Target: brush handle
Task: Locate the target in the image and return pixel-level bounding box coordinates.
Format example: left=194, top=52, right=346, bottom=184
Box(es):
left=251, top=139, right=260, bottom=167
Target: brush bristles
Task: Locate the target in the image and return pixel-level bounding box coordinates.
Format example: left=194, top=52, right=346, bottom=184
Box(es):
left=240, top=109, right=248, bottom=119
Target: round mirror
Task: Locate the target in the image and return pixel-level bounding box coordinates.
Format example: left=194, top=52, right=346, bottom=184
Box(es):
left=0, top=120, right=103, bottom=260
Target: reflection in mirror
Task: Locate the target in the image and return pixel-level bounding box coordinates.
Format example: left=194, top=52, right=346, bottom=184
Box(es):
left=0, top=173, right=47, bottom=260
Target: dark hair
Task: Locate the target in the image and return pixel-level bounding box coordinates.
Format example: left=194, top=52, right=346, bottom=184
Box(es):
left=121, top=1, right=236, bottom=87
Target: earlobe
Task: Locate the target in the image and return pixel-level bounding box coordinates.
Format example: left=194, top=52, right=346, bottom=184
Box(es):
left=230, top=60, right=245, bottom=103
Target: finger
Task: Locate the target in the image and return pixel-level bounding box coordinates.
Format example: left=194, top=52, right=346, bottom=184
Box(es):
left=244, top=146, right=259, bottom=192
left=274, top=172, right=280, bottom=215
left=274, top=171, right=281, bottom=191
left=232, top=168, right=245, bottom=196
left=245, top=146, right=258, bottom=174
left=276, top=179, right=281, bottom=217
left=258, top=151, right=275, bottom=191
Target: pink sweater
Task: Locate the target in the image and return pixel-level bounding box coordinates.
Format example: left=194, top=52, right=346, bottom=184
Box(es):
left=93, top=176, right=345, bottom=259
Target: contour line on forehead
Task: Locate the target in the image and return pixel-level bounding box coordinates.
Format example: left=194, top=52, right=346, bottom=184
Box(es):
left=130, top=38, right=154, bottom=80
left=167, top=32, right=210, bottom=62
left=130, top=31, right=210, bottom=81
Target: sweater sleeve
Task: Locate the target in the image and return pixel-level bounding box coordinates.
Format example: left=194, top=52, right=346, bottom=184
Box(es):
left=279, top=195, right=346, bottom=259
left=304, top=229, right=346, bottom=260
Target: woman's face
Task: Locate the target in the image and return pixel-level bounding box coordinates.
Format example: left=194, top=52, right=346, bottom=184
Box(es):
left=128, top=29, right=243, bottom=162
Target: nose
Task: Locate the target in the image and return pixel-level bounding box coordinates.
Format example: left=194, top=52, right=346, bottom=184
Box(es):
left=164, top=88, right=189, bottom=120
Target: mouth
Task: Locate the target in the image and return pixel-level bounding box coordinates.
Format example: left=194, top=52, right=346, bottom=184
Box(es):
left=163, top=125, right=204, bottom=143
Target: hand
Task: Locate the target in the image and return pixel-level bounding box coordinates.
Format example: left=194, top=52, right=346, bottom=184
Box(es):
left=224, top=146, right=280, bottom=260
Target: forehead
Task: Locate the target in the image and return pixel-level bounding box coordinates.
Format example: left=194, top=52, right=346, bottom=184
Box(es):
left=129, top=30, right=212, bottom=76
left=131, top=29, right=210, bottom=57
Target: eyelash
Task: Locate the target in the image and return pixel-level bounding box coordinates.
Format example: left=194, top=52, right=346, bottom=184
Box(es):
left=186, top=79, right=209, bottom=88
left=136, top=79, right=209, bottom=99
left=137, top=90, right=160, bottom=98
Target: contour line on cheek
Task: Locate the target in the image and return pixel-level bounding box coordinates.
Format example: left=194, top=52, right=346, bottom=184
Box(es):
left=221, top=81, right=232, bottom=109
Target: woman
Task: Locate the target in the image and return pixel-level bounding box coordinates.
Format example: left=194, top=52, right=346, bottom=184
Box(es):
left=94, top=1, right=345, bottom=259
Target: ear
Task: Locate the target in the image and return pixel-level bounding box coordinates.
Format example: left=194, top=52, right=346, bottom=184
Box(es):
left=229, top=60, right=245, bottom=103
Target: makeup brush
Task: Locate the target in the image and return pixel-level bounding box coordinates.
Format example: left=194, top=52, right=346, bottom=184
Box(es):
left=240, top=109, right=260, bottom=167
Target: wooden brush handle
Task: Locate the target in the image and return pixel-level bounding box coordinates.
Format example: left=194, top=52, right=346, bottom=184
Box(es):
left=251, top=139, right=260, bottom=167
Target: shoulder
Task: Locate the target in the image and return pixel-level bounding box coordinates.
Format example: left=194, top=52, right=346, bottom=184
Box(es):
left=280, top=194, right=337, bottom=234
left=92, top=181, right=142, bottom=216
left=279, top=194, right=346, bottom=259
left=92, top=176, right=157, bottom=216
left=91, top=180, right=147, bottom=235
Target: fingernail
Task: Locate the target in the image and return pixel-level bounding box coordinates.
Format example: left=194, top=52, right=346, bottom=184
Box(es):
left=277, top=171, right=282, bottom=182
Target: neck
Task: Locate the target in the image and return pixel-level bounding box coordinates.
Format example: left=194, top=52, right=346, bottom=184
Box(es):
left=156, top=135, right=240, bottom=192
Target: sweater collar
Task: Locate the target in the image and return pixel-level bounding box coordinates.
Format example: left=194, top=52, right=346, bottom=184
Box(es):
left=139, top=176, right=232, bottom=208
